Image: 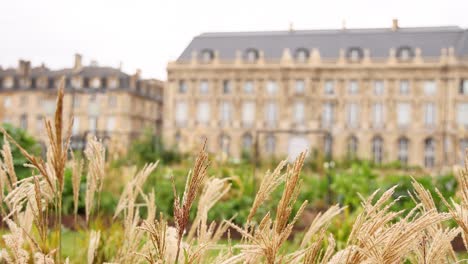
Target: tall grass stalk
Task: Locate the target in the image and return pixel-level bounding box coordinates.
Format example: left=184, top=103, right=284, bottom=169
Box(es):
left=0, top=84, right=467, bottom=263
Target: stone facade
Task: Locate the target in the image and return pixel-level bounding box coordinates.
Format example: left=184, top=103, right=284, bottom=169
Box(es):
left=166, top=23, right=468, bottom=170
left=0, top=55, right=163, bottom=155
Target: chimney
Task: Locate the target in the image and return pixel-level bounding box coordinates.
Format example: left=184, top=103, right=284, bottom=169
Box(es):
left=289, top=22, right=294, bottom=33
left=74, top=53, right=82, bottom=71
left=17, top=60, right=30, bottom=76
left=392, top=19, right=399, bottom=31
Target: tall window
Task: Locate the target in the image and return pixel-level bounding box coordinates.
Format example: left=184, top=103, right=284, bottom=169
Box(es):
left=20, top=96, right=28, bottom=107
left=372, top=103, right=384, bottom=128
left=460, top=80, right=468, bottom=95
left=174, top=132, right=181, bottom=145
left=324, top=80, right=335, bottom=95
left=424, top=138, right=435, bottom=168
left=244, top=81, right=254, bottom=93
left=265, top=134, right=275, bottom=154
left=374, top=80, right=384, bottom=95
left=73, top=96, right=81, bottom=108
left=220, top=101, right=232, bottom=125
left=457, top=103, right=468, bottom=126
left=242, top=101, right=255, bottom=127
left=242, top=133, right=253, bottom=151
left=222, top=80, right=231, bottom=94
left=397, top=103, right=411, bottom=127
left=423, top=80, right=437, bottom=95
left=295, top=80, right=305, bottom=94
left=199, top=80, right=209, bottom=94
left=266, top=81, right=277, bottom=95
left=372, top=136, right=384, bottom=164
left=72, top=117, right=80, bottom=135
left=36, top=115, right=43, bottom=133
left=399, top=80, right=410, bottom=95
left=459, top=139, right=468, bottom=165
left=20, top=114, right=28, bottom=130
left=179, top=80, right=187, bottom=93
left=89, top=117, right=98, bottom=132
left=265, top=102, right=277, bottom=127
left=348, top=80, right=359, bottom=94
left=197, top=101, right=210, bottom=125
left=294, top=101, right=305, bottom=124
left=398, top=137, right=409, bottom=165
left=324, top=134, right=333, bottom=159
left=108, top=96, right=117, bottom=108
left=424, top=103, right=436, bottom=127
left=106, top=116, right=116, bottom=132
left=219, top=134, right=230, bottom=155
left=322, top=103, right=334, bottom=128
left=347, top=136, right=358, bottom=158
left=3, top=96, right=11, bottom=108
left=175, top=101, right=188, bottom=127
left=346, top=103, right=359, bottom=128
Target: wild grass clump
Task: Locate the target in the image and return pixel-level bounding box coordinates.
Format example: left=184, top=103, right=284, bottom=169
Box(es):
left=0, top=81, right=466, bottom=263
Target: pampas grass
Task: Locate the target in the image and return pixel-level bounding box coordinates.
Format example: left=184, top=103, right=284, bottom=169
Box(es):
left=0, top=83, right=467, bottom=263
left=87, top=230, right=101, bottom=264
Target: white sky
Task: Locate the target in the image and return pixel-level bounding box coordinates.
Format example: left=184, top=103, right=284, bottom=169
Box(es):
left=1, top=0, right=466, bottom=79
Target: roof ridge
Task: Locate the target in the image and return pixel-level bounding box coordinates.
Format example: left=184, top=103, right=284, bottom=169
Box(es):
left=198, top=26, right=463, bottom=38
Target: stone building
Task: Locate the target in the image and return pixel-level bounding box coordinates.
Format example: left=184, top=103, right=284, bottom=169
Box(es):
left=0, top=54, right=163, bottom=154
left=165, top=20, right=468, bottom=169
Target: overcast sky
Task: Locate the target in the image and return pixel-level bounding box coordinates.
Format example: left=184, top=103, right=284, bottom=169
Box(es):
left=1, top=0, right=466, bottom=79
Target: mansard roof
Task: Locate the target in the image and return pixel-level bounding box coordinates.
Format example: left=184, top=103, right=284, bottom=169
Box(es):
left=178, top=26, right=468, bottom=61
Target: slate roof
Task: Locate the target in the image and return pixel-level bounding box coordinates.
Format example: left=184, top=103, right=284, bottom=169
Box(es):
left=177, top=26, right=468, bottom=61
left=0, top=66, right=129, bottom=78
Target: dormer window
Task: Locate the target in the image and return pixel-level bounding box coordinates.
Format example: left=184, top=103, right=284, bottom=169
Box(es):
left=347, top=47, right=363, bottom=62
left=245, top=49, right=259, bottom=63
left=90, top=78, right=101, bottom=89
left=397, top=46, right=413, bottom=61
left=108, top=78, right=118, bottom=89
left=295, top=48, right=309, bottom=63
left=200, top=49, right=214, bottom=63
left=3, top=78, right=13, bottom=89
left=48, top=78, right=55, bottom=89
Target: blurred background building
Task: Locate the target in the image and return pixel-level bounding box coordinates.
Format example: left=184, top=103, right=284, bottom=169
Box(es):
left=165, top=20, right=468, bottom=169
left=0, top=54, right=164, bottom=155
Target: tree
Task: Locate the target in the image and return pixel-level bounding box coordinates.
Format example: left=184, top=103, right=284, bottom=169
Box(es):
left=128, top=128, right=181, bottom=165
left=0, top=123, right=42, bottom=179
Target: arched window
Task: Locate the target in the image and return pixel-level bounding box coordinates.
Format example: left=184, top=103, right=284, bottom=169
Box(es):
left=347, top=47, right=363, bottom=62
left=219, top=134, right=230, bottom=155
left=295, top=48, right=309, bottom=63
left=324, top=133, right=333, bottom=159
left=398, top=137, right=409, bottom=165
left=347, top=135, right=358, bottom=158
left=175, top=131, right=181, bottom=145
left=245, top=49, right=259, bottom=63
left=242, top=133, right=253, bottom=151
left=265, top=134, right=275, bottom=154
left=372, top=136, right=384, bottom=164
left=396, top=46, right=414, bottom=61
left=424, top=138, right=435, bottom=168
left=200, top=49, right=214, bottom=63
